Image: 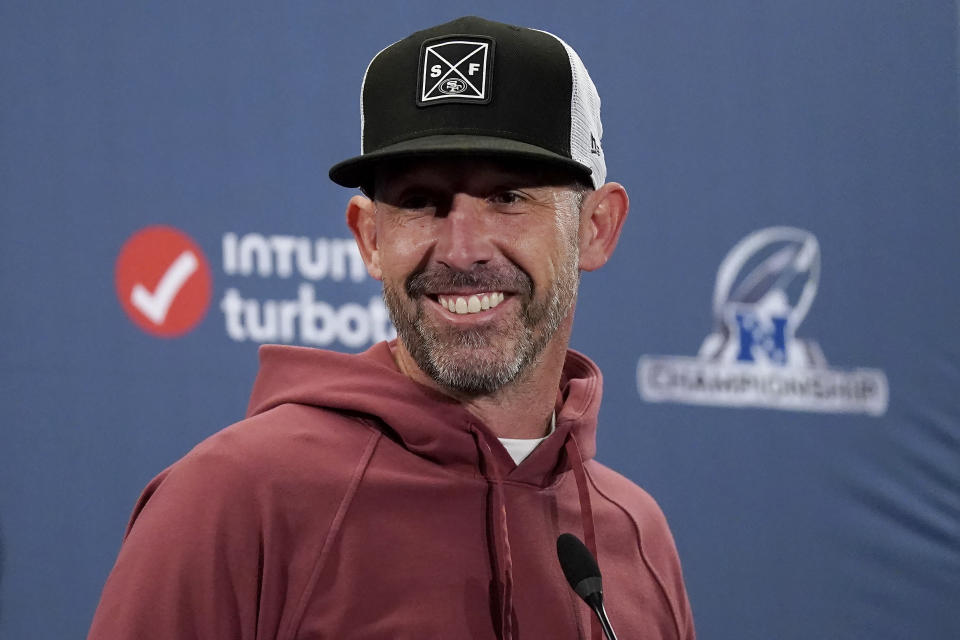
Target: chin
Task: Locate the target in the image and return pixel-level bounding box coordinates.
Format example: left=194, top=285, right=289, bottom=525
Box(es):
left=428, top=361, right=522, bottom=395
left=410, top=330, right=529, bottom=394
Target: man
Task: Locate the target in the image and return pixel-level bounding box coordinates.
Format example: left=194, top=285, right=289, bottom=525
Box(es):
left=89, top=16, right=695, bottom=639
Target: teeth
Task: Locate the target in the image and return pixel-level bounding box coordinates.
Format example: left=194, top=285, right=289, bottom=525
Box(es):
left=437, top=292, right=506, bottom=315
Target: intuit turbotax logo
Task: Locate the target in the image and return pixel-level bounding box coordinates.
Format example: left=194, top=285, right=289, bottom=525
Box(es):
left=116, top=226, right=396, bottom=349
left=637, top=227, right=889, bottom=416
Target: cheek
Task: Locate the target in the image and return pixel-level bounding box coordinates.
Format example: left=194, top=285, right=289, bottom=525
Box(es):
left=376, top=223, right=437, bottom=280
left=500, top=223, right=574, bottom=288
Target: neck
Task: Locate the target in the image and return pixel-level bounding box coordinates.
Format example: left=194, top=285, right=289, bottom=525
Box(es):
left=392, top=318, right=573, bottom=439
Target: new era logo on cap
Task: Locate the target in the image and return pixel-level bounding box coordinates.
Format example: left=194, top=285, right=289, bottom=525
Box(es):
left=418, top=35, right=494, bottom=105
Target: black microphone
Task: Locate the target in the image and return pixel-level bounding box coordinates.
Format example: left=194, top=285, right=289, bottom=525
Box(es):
left=556, top=533, right=619, bottom=640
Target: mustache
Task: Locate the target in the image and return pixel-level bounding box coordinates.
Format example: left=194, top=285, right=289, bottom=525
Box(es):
left=406, top=264, right=533, bottom=298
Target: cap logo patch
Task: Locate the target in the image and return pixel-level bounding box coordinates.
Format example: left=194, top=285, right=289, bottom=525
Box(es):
left=418, top=36, right=494, bottom=106
left=440, top=78, right=467, bottom=94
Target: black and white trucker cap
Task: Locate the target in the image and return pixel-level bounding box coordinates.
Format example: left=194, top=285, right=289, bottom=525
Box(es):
left=328, top=16, right=606, bottom=189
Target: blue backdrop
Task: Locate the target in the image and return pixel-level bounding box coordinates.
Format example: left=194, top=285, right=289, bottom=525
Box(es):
left=2, top=1, right=958, bottom=638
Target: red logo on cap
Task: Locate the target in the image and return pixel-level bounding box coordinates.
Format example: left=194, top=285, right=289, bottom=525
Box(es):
left=115, top=225, right=212, bottom=337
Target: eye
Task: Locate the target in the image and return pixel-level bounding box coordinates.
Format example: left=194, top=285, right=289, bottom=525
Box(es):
left=398, top=193, right=437, bottom=210
left=488, top=190, right=526, bottom=207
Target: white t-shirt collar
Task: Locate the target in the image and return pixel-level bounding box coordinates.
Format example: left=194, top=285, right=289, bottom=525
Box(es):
left=498, top=411, right=557, bottom=465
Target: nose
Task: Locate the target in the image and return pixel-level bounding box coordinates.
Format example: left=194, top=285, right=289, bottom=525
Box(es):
left=433, top=194, right=495, bottom=271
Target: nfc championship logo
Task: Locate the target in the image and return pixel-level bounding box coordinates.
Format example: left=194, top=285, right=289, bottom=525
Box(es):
left=418, top=37, right=493, bottom=105
left=638, top=227, right=889, bottom=415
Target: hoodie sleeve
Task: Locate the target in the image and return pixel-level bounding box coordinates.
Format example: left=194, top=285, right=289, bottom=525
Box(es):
left=639, top=500, right=696, bottom=640
left=586, top=461, right=697, bottom=640
left=87, top=446, right=264, bottom=640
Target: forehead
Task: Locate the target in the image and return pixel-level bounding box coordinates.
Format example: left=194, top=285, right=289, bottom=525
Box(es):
left=369, top=157, right=582, bottom=195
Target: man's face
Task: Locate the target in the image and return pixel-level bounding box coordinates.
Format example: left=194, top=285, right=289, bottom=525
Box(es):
left=371, top=158, right=584, bottom=395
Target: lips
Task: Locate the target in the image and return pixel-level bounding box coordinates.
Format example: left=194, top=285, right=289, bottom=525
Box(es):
left=436, top=292, right=506, bottom=314
left=406, top=265, right=531, bottom=318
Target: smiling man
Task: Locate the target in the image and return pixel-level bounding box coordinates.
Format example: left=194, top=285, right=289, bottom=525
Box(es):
left=89, top=16, right=694, bottom=640
left=348, top=159, right=594, bottom=438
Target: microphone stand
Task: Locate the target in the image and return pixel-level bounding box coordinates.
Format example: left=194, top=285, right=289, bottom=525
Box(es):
left=582, top=590, right=618, bottom=640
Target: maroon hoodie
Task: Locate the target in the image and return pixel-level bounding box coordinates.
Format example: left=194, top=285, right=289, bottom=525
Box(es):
left=88, top=341, right=694, bottom=639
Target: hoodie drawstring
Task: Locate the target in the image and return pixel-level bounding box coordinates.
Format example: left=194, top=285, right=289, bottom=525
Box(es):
left=471, top=427, right=515, bottom=640
left=565, top=436, right=603, bottom=640
left=471, top=427, right=601, bottom=640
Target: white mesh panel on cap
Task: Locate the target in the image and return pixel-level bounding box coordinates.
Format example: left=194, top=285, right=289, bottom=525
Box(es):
left=538, top=31, right=606, bottom=189
left=359, top=41, right=397, bottom=153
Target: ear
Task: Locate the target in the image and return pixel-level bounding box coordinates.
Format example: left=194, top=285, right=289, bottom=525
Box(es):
left=578, top=182, right=629, bottom=271
left=346, top=194, right=383, bottom=281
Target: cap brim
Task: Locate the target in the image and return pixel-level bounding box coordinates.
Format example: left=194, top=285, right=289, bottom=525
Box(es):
left=328, top=134, right=592, bottom=188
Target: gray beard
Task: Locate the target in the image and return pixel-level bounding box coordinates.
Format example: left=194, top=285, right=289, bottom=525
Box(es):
left=383, top=257, right=579, bottom=396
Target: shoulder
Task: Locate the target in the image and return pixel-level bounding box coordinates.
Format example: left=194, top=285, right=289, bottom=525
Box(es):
left=128, top=405, right=382, bottom=536
left=583, top=461, right=683, bottom=568
left=188, top=403, right=381, bottom=481
left=584, top=461, right=667, bottom=526
left=92, top=404, right=383, bottom=639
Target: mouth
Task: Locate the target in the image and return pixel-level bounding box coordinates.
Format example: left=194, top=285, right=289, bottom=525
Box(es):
left=431, top=291, right=507, bottom=315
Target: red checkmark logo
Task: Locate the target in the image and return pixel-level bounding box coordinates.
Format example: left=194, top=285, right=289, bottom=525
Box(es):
left=115, top=226, right=213, bottom=337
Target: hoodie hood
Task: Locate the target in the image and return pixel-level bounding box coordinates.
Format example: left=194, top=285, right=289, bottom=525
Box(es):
left=246, top=340, right=602, bottom=485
